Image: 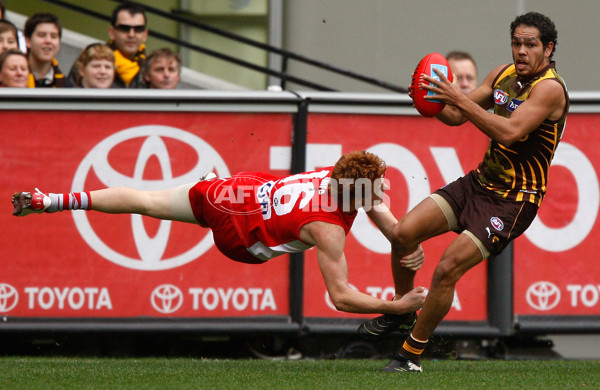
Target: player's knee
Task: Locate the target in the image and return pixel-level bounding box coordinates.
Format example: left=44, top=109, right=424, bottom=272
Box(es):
left=390, top=221, right=417, bottom=252
left=431, top=257, right=462, bottom=287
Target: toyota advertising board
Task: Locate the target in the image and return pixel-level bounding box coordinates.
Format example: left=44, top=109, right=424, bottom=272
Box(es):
left=515, top=114, right=600, bottom=322
left=1, top=108, right=295, bottom=320
left=302, top=113, right=491, bottom=322
left=1, top=90, right=599, bottom=335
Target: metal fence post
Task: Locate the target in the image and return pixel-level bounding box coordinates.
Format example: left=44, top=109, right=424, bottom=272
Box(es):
left=487, top=243, right=514, bottom=336
left=288, top=98, right=309, bottom=326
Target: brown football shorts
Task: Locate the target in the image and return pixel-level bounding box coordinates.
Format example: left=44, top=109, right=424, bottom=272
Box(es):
left=433, top=171, right=538, bottom=257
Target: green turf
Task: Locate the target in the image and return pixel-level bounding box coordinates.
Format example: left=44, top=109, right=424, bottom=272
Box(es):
left=0, top=357, right=599, bottom=389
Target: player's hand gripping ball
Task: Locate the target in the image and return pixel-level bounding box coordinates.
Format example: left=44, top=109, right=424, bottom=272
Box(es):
left=409, top=52, right=453, bottom=117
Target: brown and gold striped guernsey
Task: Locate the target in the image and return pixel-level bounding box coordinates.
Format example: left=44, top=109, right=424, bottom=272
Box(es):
left=476, top=62, right=569, bottom=206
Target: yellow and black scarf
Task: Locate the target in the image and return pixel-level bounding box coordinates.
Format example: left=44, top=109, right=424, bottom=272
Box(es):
left=109, top=41, right=146, bottom=87
left=27, top=58, right=65, bottom=88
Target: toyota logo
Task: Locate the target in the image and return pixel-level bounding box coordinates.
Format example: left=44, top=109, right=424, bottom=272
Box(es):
left=71, top=125, right=230, bottom=270
left=151, top=284, right=183, bottom=314
left=526, top=281, right=561, bottom=311
left=0, top=283, right=18, bottom=313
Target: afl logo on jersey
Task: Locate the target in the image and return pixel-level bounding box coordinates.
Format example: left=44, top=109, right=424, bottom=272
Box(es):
left=490, top=217, right=504, bottom=231
left=494, top=89, right=508, bottom=105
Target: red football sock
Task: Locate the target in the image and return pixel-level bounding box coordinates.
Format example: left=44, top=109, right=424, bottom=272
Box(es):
left=53, top=192, right=92, bottom=211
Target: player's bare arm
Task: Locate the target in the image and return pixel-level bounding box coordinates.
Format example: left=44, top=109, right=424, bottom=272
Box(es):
left=299, top=221, right=425, bottom=314
left=424, top=66, right=566, bottom=147
left=434, top=64, right=503, bottom=126
left=365, top=204, right=425, bottom=271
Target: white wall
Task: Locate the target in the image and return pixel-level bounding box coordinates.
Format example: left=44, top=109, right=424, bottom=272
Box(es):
left=282, top=0, right=599, bottom=92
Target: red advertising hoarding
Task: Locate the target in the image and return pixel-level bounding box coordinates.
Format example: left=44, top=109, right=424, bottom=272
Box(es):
left=302, top=113, right=491, bottom=321
left=515, top=113, right=600, bottom=316
left=1, top=111, right=293, bottom=318
left=2, top=105, right=598, bottom=328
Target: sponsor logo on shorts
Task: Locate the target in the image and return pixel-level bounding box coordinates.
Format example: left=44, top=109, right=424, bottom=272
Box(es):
left=494, top=89, right=508, bottom=105
left=490, top=217, right=504, bottom=231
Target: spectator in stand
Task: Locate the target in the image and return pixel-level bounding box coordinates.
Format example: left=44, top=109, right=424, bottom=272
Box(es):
left=73, top=43, right=115, bottom=89
left=24, top=12, right=65, bottom=88
left=143, top=47, right=181, bottom=89
left=0, top=20, right=19, bottom=55
left=446, top=51, right=478, bottom=94
left=1, top=1, right=27, bottom=54
left=0, top=49, right=29, bottom=87
left=107, top=3, right=148, bottom=87
left=68, top=3, right=149, bottom=88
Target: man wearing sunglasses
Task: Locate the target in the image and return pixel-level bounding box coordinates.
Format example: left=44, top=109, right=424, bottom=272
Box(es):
left=66, top=3, right=148, bottom=88
left=106, top=3, right=148, bottom=88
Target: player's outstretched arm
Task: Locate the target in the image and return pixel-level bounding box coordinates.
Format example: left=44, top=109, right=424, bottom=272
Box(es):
left=300, top=221, right=425, bottom=314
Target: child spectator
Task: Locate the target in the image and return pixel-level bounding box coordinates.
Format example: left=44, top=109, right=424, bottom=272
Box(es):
left=0, top=20, right=19, bottom=54
left=24, top=12, right=65, bottom=87
left=73, top=43, right=115, bottom=88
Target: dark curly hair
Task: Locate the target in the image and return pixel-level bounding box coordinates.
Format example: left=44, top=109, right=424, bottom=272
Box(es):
left=510, top=12, right=557, bottom=59
left=331, top=151, right=386, bottom=206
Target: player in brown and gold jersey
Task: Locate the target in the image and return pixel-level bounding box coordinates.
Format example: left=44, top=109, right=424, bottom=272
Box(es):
left=477, top=61, right=568, bottom=206
left=358, top=12, right=569, bottom=373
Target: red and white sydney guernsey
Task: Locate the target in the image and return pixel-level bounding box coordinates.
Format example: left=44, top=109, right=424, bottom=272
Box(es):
left=189, top=167, right=357, bottom=263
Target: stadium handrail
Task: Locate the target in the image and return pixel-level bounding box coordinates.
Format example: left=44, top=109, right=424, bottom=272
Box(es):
left=38, top=0, right=409, bottom=93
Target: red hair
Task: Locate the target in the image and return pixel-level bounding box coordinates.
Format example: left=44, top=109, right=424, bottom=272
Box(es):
left=331, top=151, right=386, bottom=203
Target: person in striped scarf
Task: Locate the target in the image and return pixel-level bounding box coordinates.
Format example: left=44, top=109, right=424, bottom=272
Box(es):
left=24, top=13, right=65, bottom=88
left=66, top=3, right=148, bottom=88
left=105, top=3, right=148, bottom=88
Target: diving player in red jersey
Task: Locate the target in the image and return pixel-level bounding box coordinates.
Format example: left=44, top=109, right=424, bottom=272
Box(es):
left=360, top=12, right=569, bottom=373
left=13, top=150, right=426, bottom=317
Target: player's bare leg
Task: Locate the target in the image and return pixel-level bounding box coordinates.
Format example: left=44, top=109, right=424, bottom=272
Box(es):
left=382, top=232, right=485, bottom=373
left=412, top=233, right=484, bottom=340
left=89, top=184, right=197, bottom=223
left=13, top=184, right=198, bottom=224
left=358, top=197, right=449, bottom=339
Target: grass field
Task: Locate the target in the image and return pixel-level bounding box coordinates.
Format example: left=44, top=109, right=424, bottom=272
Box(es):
left=1, top=357, right=599, bottom=389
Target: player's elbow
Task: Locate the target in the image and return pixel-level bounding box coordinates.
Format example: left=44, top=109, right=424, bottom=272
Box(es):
left=328, top=292, right=352, bottom=313
left=496, top=124, right=529, bottom=147
left=496, top=133, right=520, bottom=148
left=330, top=297, right=347, bottom=312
